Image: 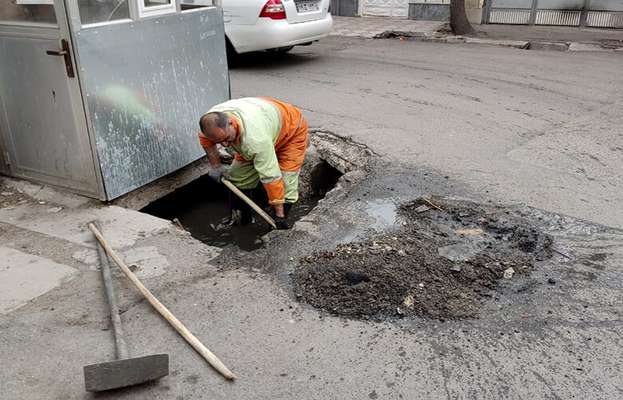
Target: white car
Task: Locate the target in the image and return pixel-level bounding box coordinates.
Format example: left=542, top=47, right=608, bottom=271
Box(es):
left=218, top=0, right=333, bottom=54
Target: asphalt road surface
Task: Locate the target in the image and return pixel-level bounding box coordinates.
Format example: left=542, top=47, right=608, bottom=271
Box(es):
left=231, top=36, right=623, bottom=229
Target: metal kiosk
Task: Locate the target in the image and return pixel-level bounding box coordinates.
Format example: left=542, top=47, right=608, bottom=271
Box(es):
left=0, top=0, right=229, bottom=200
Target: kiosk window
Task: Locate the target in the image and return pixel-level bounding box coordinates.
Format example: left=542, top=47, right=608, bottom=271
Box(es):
left=139, top=0, right=176, bottom=17
left=0, top=0, right=57, bottom=25
left=78, top=0, right=130, bottom=25
left=144, top=0, right=171, bottom=6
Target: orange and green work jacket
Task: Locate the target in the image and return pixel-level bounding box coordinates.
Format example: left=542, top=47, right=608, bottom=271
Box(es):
left=198, top=97, right=308, bottom=205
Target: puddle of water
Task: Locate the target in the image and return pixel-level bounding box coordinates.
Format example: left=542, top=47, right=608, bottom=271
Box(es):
left=365, top=199, right=397, bottom=231
left=335, top=199, right=398, bottom=245
left=142, top=175, right=324, bottom=251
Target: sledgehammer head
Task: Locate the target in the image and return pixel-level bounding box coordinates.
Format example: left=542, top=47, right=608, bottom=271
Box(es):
left=84, top=354, right=169, bottom=392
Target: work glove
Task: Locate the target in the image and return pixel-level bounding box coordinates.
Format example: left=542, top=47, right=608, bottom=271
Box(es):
left=207, top=167, right=223, bottom=183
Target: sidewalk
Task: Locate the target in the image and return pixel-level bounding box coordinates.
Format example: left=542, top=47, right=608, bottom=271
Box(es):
left=331, top=16, right=623, bottom=51
left=476, top=24, right=623, bottom=46
left=331, top=16, right=445, bottom=38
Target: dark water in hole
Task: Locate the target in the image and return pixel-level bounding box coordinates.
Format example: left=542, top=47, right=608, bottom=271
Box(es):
left=142, top=175, right=324, bottom=251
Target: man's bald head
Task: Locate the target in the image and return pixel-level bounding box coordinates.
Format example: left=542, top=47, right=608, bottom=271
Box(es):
left=199, top=112, right=229, bottom=135
left=199, top=111, right=236, bottom=146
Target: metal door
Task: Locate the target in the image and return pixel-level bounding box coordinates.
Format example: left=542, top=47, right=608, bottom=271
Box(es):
left=485, top=0, right=623, bottom=27
left=331, top=0, right=359, bottom=16
left=485, top=0, right=536, bottom=24
left=586, top=0, right=623, bottom=28
left=0, top=0, right=100, bottom=197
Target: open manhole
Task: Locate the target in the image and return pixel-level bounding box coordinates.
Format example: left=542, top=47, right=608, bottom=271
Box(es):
left=142, top=160, right=342, bottom=251
left=293, top=197, right=554, bottom=321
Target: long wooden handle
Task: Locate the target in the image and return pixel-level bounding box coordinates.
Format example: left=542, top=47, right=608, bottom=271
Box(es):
left=221, top=178, right=277, bottom=229
left=88, top=223, right=236, bottom=380
left=93, top=222, right=129, bottom=360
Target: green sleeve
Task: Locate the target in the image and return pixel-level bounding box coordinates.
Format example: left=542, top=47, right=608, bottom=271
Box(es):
left=250, top=138, right=282, bottom=184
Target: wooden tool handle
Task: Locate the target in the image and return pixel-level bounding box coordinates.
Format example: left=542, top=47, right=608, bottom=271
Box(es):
left=221, top=178, right=277, bottom=229
left=88, top=223, right=236, bottom=380
left=93, top=222, right=129, bottom=360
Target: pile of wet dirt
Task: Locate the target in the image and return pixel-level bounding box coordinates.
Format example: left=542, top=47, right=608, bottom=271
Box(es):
left=293, top=197, right=553, bottom=320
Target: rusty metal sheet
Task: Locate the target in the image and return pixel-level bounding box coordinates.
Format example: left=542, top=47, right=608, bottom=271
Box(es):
left=74, top=8, right=229, bottom=199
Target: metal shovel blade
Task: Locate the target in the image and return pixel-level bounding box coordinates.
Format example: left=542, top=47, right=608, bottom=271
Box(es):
left=83, top=354, right=169, bottom=392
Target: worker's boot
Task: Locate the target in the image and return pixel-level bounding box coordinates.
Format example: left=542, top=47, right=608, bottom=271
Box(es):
left=270, top=202, right=295, bottom=230
left=284, top=203, right=293, bottom=218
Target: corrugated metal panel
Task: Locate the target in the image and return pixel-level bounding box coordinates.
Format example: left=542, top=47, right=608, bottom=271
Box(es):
left=489, top=9, right=531, bottom=24
left=586, top=11, right=623, bottom=27
left=486, top=0, right=623, bottom=27
left=330, top=0, right=359, bottom=16
left=534, top=10, right=581, bottom=25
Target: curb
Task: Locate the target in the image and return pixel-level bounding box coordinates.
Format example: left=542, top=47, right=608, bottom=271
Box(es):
left=379, top=32, right=623, bottom=53
left=527, top=41, right=569, bottom=52
left=567, top=42, right=610, bottom=52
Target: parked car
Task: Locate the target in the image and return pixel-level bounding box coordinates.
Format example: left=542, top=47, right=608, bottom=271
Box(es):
left=183, top=0, right=333, bottom=55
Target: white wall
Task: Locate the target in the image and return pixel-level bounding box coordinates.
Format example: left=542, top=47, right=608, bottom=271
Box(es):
left=362, top=0, right=409, bottom=17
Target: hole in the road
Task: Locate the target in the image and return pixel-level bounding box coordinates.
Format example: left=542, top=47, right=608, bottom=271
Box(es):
left=293, top=197, right=554, bottom=321
left=141, top=160, right=342, bottom=251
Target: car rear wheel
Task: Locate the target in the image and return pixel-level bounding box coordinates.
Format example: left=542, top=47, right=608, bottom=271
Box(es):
left=225, top=36, right=239, bottom=65
left=267, top=46, right=294, bottom=54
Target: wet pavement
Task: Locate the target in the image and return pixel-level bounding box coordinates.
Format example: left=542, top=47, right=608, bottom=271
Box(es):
left=230, top=36, right=623, bottom=229
left=1, top=36, right=623, bottom=400
left=1, top=137, right=622, bottom=400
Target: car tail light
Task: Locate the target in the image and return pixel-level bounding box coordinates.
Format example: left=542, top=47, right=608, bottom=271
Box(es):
left=259, top=0, right=286, bottom=20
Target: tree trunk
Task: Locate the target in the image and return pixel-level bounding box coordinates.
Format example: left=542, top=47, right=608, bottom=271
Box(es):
left=450, top=0, right=475, bottom=36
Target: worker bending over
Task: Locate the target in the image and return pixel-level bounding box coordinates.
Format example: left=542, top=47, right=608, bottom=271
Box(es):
left=198, top=97, right=308, bottom=229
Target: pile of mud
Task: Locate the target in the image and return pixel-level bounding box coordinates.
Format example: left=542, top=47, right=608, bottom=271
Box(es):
left=293, top=197, right=553, bottom=320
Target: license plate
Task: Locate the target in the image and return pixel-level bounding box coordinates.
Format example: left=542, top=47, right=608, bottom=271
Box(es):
left=295, top=0, right=319, bottom=13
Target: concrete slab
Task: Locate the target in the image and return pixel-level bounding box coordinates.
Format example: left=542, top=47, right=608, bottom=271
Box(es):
left=0, top=204, right=171, bottom=249
left=72, top=248, right=98, bottom=267
left=528, top=41, right=569, bottom=51
left=476, top=24, right=623, bottom=44
left=568, top=42, right=609, bottom=52
left=445, top=36, right=466, bottom=44
left=464, top=37, right=530, bottom=49
left=122, top=246, right=170, bottom=279
left=0, top=246, right=76, bottom=314
left=0, top=177, right=91, bottom=209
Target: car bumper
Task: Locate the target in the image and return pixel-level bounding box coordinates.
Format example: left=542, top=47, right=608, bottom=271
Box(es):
left=226, top=14, right=333, bottom=54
